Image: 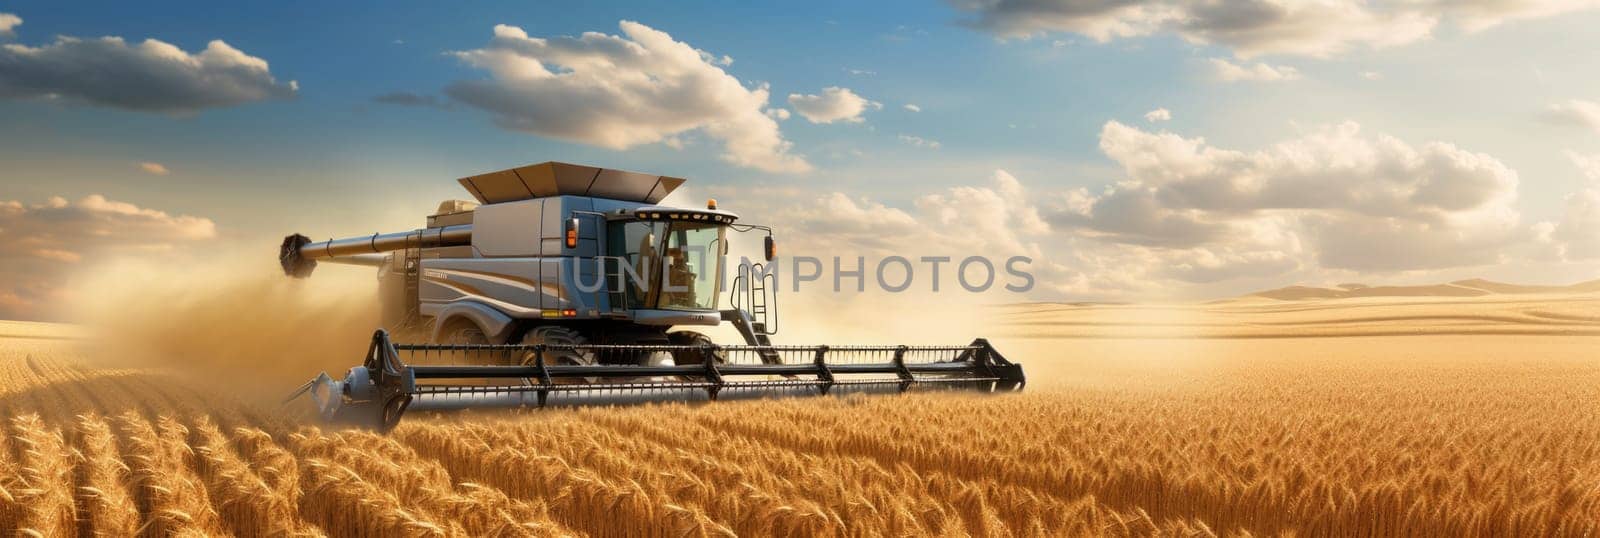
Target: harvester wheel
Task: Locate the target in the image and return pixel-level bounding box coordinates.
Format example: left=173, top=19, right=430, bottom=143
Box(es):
left=667, top=331, right=725, bottom=366
left=438, top=319, right=499, bottom=384
left=521, top=326, right=597, bottom=384
left=438, top=320, right=489, bottom=346
left=668, top=330, right=725, bottom=383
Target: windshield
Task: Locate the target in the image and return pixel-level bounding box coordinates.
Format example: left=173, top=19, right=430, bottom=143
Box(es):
left=658, top=221, right=723, bottom=311
left=606, top=219, right=724, bottom=311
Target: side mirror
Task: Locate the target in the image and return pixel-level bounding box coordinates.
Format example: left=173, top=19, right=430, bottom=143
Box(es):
left=565, top=217, right=579, bottom=248
left=763, top=235, right=776, bottom=261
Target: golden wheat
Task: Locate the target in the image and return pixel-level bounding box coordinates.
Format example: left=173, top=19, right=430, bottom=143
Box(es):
left=9, top=414, right=78, bottom=537
left=76, top=413, right=141, bottom=537
left=1, top=333, right=1598, bottom=536
left=191, top=417, right=324, bottom=537
left=0, top=417, right=19, bottom=529
left=117, top=412, right=228, bottom=536
left=288, top=427, right=568, bottom=536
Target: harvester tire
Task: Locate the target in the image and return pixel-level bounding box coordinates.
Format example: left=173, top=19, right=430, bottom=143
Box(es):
left=668, top=330, right=726, bottom=383
left=521, top=326, right=597, bottom=384
left=437, top=319, right=501, bottom=385
left=438, top=319, right=490, bottom=346
left=667, top=331, right=726, bottom=366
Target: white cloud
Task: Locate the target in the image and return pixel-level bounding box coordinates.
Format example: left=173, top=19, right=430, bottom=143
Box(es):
left=446, top=22, right=809, bottom=173
left=1570, top=150, right=1600, bottom=180
left=949, top=0, right=1600, bottom=58
left=0, top=195, right=216, bottom=320
left=1548, top=151, right=1600, bottom=259
left=1447, top=0, right=1600, bottom=31
left=898, top=134, right=942, bottom=149
left=138, top=162, right=170, bottom=176
left=0, top=27, right=296, bottom=114
left=1052, top=121, right=1525, bottom=273
left=738, top=170, right=1048, bottom=258
left=904, top=104, right=922, bottom=112
left=912, top=170, right=1051, bottom=256
left=1209, top=58, right=1301, bottom=82
left=711, top=169, right=1296, bottom=296
left=0, top=13, right=20, bottom=39
left=1545, top=99, right=1600, bottom=133
left=787, top=86, right=881, bottom=124
left=1361, top=70, right=1383, bottom=80
left=1143, top=108, right=1171, bottom=122
left=705, top=119, right=1551, bottom=298
left=1093, top=119, right=1520, bottom=222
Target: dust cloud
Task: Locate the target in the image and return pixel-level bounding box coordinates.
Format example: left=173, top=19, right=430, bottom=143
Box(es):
left=68, top=250, right=383, bottom=400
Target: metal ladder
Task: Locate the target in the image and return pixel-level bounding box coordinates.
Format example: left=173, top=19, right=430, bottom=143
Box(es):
left=748, top=264, right=770, bottom=333
left=733, top=263, right=777, bottom=335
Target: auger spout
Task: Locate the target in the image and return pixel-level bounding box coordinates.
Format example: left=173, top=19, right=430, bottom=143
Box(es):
left=280, top=225, right=471, bottom=279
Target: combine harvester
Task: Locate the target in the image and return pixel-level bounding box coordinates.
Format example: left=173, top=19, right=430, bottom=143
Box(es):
left=282, top=162, right=1023, bottom=429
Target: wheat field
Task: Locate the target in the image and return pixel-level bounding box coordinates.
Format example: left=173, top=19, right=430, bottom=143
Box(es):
left=2, top=291, right=1600, bottom=536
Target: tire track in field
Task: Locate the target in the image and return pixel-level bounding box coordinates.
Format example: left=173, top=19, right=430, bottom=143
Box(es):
left=29, top=353, right=95, bottom=402
left=100, top=371, right=184, bottom=424
left=18, top=355, right=60, bottom=417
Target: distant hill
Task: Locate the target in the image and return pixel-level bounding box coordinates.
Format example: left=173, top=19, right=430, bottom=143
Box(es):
left=0, top=320, right=86, bottom=341
left=1249, top=278, right=1600, bottom=301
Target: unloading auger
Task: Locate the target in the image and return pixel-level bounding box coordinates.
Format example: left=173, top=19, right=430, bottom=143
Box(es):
left=281, top=161, right=1024, bottom=429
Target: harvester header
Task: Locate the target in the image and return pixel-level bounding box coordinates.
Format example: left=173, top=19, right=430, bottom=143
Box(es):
left=281, top=161, right=1024, bottom=429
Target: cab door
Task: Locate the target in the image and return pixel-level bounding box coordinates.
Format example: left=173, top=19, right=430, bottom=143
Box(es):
left=605, top=220, right=665, bottom=310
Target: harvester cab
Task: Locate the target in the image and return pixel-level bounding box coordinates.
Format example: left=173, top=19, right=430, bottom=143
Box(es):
left=281, top=161, right=1023, bottom=429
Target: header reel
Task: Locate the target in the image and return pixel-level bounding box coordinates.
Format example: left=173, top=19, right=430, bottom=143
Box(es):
left=290, top=330, right=1026, bottom=431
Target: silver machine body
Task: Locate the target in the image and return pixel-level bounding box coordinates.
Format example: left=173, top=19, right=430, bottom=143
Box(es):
left=279, top=161, right=1024, bottom=429
left=282, top=161, right=743, bottom=344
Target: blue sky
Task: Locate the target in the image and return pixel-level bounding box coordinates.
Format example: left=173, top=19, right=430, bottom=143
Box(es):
left=2, top=1, right=1599, bottom=317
